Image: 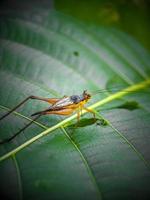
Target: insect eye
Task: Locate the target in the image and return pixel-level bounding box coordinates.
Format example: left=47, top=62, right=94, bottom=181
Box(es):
left=83, top=90, right=90, bottom=98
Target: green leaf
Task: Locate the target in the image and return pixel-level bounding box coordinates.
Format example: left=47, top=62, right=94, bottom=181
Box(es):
left=0, top=9, right=150, bottom=200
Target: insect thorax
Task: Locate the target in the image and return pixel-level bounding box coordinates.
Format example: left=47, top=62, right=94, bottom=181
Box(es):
left=70, top=95, right=82, bottom=103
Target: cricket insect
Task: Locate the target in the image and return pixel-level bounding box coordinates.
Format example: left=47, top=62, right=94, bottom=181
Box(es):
left=0, top=86, right=146, bottom=144
left=0, top=90, right=95, bottom=144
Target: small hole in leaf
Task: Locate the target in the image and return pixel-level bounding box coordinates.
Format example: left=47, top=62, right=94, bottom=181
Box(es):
left=117, top=101, right=140, bottom=111
left=73, top=51, right=79, bottom=56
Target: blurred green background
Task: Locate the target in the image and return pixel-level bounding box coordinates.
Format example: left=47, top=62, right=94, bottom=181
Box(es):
left=54, top=0, right=150, bottom=52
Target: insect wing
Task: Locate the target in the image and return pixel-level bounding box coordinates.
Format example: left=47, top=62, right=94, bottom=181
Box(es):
left=51, top=97, right=74, bottom=109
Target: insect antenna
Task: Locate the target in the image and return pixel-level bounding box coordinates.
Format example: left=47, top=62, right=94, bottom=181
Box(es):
left=91, top=86, right=150, bottom=96
left=91, top=87, right=123, bottom=96
left=0, top=114, right=41, bottom=145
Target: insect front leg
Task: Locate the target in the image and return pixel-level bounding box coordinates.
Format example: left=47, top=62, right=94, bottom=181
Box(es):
left=77, top=110, right=80, bottom=122
left=83, top=107, right=95, bottom=118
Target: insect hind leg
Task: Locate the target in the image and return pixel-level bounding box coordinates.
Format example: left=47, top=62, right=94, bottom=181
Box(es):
left=37, top=108, right=74, bottom=116
left=0, top=95, right=59, bottom=121
left=0, top=114, right=41, bottom=144
left=30, top=96, right=60, bottom=104
left=0, top=96, right=34, bottom=121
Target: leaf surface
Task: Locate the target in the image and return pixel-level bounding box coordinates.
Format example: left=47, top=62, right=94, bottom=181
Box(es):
left=0, top=9, right=150, bottom=200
